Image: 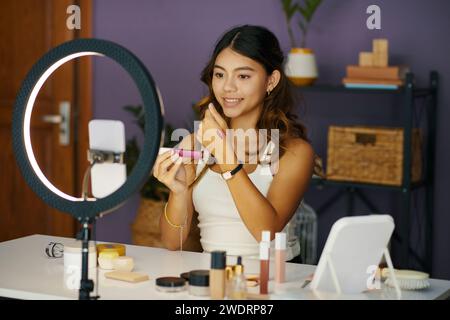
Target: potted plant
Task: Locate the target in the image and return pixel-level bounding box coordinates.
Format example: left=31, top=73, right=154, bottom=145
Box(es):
left=124, top=104, right=202, bottom=252
left=281, top=0, right=323, bottom=86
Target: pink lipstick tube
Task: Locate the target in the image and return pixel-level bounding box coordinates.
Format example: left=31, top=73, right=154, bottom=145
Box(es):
left=159, top=147, right=209, bottom=160
left=275, top=232, right=286, bottom=283
left=176, top=149, right=203, bottom=159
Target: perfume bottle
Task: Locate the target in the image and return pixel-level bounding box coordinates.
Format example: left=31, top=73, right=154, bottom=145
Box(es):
left=228, top=256, right=247, bottom=300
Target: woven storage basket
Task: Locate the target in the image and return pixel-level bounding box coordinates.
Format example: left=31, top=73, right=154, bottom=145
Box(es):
left=326, top=126, right=422, bottom=186
left=131, top=198, right=202, bottom=252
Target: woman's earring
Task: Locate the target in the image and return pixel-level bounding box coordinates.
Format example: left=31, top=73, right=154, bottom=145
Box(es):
left=267, top=89, right=271, bottom=97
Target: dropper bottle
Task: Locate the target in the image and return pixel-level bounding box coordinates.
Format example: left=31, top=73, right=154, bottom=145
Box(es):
left=228, top=256, right=247, bottom=300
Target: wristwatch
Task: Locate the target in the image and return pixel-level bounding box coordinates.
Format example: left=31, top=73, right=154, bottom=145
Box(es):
left=221, top=163, right=244, bottom=180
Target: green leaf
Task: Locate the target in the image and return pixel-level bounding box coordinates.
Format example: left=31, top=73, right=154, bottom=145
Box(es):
left=302, top=0, right=322, bottom=21
left=281, top=0, right=298, bottom=21
left=124, top=137, right=140, bottom=174
left=298, top=19, right=306, bottom=33
left=298, top=5, right=312, bottom=22
left=123, top=105, right=142, bottom=118
left=287, top=4, right=299, bottom=20
left=281, top=0, right=292, bottom=13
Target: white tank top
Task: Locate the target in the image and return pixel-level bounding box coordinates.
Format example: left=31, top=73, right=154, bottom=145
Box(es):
left=192, top=141, right=300, bottom=261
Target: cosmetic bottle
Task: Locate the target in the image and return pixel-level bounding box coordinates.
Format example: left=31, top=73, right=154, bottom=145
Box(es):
left=210, top=251, right=226, bottom=299
left=261, top=230, right=272, bottom=260
left=225, top=265, right=234, bottom=298
left=228, top=256, right=247, bottom=300
left=261, top=230, right=271, bottom=243
left=275, top=232, right=286, bottom=283
left=259, top=241, right=270, bottom=295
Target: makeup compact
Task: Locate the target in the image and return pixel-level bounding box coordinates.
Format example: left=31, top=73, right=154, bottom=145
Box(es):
left=98, top=251, right=119, bottom=270
left=96, top=243, right=126, bottom=257
left=112, top=256, right=134, bottom=272
left=64, top=241, right=97, bottom=269
left=180, top=272, right=190, bottom=282
left=188, top=270, right=210, bottom=297
left=246, top=274, right=260, bottom=287
left=155, top=277, right=187, bottom=293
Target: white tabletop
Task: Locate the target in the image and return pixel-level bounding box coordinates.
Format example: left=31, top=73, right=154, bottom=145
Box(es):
left=0, top=235, right=449, bottom=300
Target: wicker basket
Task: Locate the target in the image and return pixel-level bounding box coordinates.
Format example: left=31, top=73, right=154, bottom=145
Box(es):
left=326, top=126, right=422, bottom=186
left=131, top=198, right=202, bottom=252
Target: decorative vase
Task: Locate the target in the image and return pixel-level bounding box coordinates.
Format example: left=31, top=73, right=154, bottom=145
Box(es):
left=131, top=198, right=202, bottom=252
left=284, top=48, right=318, bottom=86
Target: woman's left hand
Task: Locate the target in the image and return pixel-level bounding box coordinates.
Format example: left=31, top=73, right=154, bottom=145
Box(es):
left=196, top=103, right=236, bottom=167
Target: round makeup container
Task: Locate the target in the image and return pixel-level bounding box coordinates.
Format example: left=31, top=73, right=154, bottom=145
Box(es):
left=180, top=272, right=190, bottom=282
left=188, top=270, right=210, bottom=297
left=64, top=241, right=97, bottom=269
left=97, top=251, right=119, bottom=270
left=155, top=277, right=186, bottom=293
left=112, top=256, right=134, bottom=272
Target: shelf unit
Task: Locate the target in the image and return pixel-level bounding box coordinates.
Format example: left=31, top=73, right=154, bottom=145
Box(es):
left=304, top=71, right=438, bottom=273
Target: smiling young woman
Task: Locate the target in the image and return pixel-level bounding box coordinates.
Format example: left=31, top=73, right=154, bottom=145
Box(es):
left=153, top=25, right=314, bottom=261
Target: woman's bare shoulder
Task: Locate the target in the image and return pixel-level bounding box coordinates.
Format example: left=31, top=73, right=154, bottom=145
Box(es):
left=269, top=137, right=314, bottom=177
left=282, top=137, right=314, bottom=160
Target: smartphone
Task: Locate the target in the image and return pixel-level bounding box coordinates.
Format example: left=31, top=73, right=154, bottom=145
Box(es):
left=88, top=120, right=127, bottom=199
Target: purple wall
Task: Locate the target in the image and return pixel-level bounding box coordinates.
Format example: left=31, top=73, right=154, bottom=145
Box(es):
left=92, top=0, right=450, bottom=279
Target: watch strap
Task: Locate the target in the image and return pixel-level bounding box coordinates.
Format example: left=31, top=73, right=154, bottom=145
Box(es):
left=222, top=163, right=243, bottom=180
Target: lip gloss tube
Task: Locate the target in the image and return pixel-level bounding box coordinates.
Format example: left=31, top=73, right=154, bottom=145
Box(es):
left=259, top=241, right=270, bottom=295
left=261, top=230, right=271, bottom=243
left=275, top=232, right=286, bottom=283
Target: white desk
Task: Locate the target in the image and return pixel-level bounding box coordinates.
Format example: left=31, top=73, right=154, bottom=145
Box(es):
left=0, top=235, right=449, bottom=300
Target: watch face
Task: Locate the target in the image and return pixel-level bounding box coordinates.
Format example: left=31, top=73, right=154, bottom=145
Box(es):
left=222, top=172, right=232, bottom=180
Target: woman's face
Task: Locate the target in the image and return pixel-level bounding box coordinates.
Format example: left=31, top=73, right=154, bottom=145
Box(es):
left=212, top=47, right=270, bottom=119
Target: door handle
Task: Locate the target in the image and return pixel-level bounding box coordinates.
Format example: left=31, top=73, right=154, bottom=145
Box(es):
left=41, top=101, right=71, bottom=146
left=42, top=114, right=63, bottom=123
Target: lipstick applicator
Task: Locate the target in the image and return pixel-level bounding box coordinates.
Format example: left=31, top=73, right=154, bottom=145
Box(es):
left=259, top=241, right=270, bottom=295
left=159, top=147, right=212, bottom=161
left=275, top=232, right=286, bottom=283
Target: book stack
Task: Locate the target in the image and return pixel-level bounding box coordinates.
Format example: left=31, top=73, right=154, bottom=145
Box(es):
left=343, top=39, right=409, bottom=89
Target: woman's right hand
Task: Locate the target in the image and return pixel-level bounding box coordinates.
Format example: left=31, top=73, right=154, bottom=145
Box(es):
left=152, top=150, right=188, bottom=194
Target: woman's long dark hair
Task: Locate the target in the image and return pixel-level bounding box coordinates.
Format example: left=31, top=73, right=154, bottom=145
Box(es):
left=189, top=25, right=313, bottom=187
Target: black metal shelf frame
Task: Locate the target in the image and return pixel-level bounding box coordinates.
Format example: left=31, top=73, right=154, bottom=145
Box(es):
left=306, top=71, right=438, bottom=274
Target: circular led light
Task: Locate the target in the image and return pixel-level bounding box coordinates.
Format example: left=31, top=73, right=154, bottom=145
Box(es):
left=12, top=39, right=163, bottom=219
